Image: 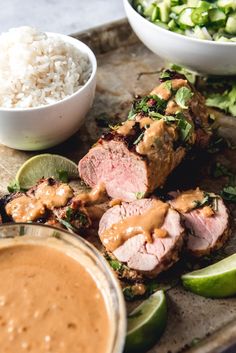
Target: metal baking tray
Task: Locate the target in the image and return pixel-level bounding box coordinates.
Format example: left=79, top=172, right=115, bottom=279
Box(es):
left=0, top=18, right=236, bottom=353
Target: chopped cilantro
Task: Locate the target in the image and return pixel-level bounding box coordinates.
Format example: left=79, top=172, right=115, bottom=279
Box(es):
left=213, top=162, right=234, bottom=179
left=175, top=87, right=193, bottom=109
left=193, top=192, right=219, bottom=212
left=221, top=185, right=236, bottom=203
left=57, top=170, right=69, bottom=183
left=160, top=70, right=171, bottom=80
left=65, top=206, right=88, bottom=227
left=128, top=94, right=167, bottom=120
left=206, top=85, right=236, bottom=116
left=163, top=80, right=172, bottom=91
left=176, top=114, right=193, bottom=142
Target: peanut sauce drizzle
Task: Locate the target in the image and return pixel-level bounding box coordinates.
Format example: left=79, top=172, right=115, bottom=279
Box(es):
left=6, top=182, right=74, bottom=222
left=100, top=199, right=169, bottom=252
left=171, top=188, right=205, bottom=214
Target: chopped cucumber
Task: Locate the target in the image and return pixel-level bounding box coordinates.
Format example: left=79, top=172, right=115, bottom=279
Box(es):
left=209, top=8, right=226, bottom=26
left=179, top=8, right=195, bottom=28
left=218, top=0, right=236, bottom=12
left=194, top=26, right=212, bottom=40
left=191, top=8, right=209, bottom=26
left=226, top=12, right=236, bottom=34
left=171, top=4, right=187, bottom=14
left=132, top=0, right=236, bottom=41
left=168, top=18, right=177, bottom=30
left=157, top=2, right=170, bottom=22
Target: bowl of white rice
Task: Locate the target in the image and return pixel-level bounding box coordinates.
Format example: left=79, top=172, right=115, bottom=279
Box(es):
left=0, top=26, right=97, bottom=150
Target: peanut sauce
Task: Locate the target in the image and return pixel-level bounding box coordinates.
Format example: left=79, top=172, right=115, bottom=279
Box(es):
left=171, top=188, right=205, bottom=213
left=6, top=182, right=74, bottom=222
left=5, top=196, right=45, bottom=222
left=75, top=184, right=107, bottom=205
left=35, top=182, right=73, bottom=209
left=0, top=243, right=110, bottom=353
left=117, top=120, right=135, bottom=135
left=100, top=199, right=169, bottom=252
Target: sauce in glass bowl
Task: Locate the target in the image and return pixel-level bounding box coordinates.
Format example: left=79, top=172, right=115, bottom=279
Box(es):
left=0, top=224, right=126, bottom=353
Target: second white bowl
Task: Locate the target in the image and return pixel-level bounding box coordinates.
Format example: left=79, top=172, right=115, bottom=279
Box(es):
left=0, top=33, right=97, bottom=151
left=124, top=0, right=236, bottom=76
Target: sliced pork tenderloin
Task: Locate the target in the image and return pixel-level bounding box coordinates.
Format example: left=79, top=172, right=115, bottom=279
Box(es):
left=79, top=71, right=212, bottom=202
left=169, top=189, right=230, bottom=257
left=98, top=198, right=185, bottom=277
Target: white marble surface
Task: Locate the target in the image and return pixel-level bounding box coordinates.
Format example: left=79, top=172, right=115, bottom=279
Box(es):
left=0, top=0, right=125, bottom=34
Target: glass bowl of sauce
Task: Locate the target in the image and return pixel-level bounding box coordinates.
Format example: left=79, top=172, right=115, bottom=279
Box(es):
left=0, top=223, right=126, bottom=353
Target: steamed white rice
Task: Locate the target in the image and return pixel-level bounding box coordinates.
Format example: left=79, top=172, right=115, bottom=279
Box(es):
left=0, top=26, right=92, bottom=108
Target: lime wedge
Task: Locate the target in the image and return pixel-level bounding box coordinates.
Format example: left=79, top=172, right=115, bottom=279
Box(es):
left=125, top=290, right=167, bottom=353
left=16, top=154, right=79, bottom=189
left=182, top=254, right=236, bottom=298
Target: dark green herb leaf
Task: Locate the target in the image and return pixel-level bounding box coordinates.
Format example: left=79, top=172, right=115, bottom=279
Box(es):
left=65, top=207, right=73, bottom=222
left=177, top=114, right=193, bottom=142
left=193, top=192, right=219, bottom=211
left=175, top=87, right=194, bottom=109
left=221, top=186, right=236, bottom=203
left=213, top=162, right=234, bottom=179
left=109, top=260, right=123, bottom=271
left=57, top=170, right=69, bottom=183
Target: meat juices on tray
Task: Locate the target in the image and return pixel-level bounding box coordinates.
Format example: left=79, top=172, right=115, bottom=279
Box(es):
left=79, top=71, right=211, bottom=202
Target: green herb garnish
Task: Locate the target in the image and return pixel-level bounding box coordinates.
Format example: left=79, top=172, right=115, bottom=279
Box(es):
left=65, top=206, right=88, bottom=227
left=221, top=185, right=236, bottom=202
left=163, top=80, right=172, bottom=91
left=175, top=87, right=194, bottom=109
left=128, top=94, right=167, bottom=120
left=57, top=170, right=69, bottom=183
left=176, top=113, right=193, bottom=142
left=193, top=192, right=219, bottom=212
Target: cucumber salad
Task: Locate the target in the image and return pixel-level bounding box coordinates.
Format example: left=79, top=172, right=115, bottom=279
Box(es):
left=132, top=0, right=236, bottom=41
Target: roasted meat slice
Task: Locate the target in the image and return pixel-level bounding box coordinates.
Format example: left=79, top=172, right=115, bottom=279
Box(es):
left=98, top=198, right=185, bottom=277
left=169, top=189, right=230, bottom=257
left=79, top=71, right=211, bottom=202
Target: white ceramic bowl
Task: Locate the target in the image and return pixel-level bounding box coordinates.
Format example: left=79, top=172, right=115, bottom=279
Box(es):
left=124, top=0, right=236, bottom=76
left=0, top=33, right=97, bottom=151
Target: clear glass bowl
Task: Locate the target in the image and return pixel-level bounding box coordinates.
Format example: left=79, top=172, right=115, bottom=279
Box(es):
left=0, top=223, right=126, bottom=353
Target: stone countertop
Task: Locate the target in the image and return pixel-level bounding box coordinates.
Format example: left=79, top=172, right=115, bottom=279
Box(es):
left=0, top=0, right=125, bottom=34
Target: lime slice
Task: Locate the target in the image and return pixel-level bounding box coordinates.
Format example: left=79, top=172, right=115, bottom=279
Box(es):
left=16, top=154, right=79, bottom=189
left=124, top=290, right=167, bottom=353
left=182, top=254, right=236, bottom=298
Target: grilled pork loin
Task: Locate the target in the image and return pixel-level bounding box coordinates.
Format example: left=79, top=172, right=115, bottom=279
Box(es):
left=0, top=178, right=91, bottom=231
left=79, top=71, right=211, bottom=201
left=169, top=189, right=230, bottom=257
left=98, top=198, right=185, bottom=277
